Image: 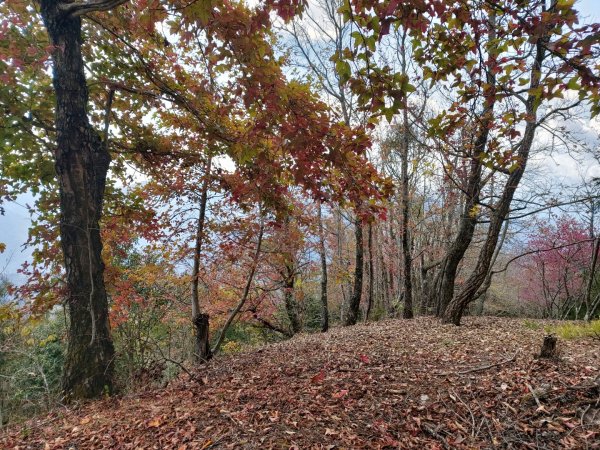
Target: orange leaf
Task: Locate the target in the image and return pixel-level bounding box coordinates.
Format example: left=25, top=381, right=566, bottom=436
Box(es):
left=148, top=417, right=162, bottom=428
left=332, top=389, right=348, bottom=399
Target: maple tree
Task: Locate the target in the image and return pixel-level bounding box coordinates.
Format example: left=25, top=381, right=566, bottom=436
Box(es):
left=1, top=0, right=387, bottom=400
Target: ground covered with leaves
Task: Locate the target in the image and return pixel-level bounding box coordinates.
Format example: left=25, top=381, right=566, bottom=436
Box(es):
left=4, top=317, right=600, bottom=449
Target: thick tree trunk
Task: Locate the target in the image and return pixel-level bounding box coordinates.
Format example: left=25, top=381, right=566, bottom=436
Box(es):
left=344, top=219, right=363, bottom=325
left=434, top=158, right=483, bottom=316
left=192, top=313, right=210, bottom=361
left=191, top=157, right=212, bottom=362
left=434, top=120, right=493, bottom=317
left=317, top=200, right=329, bottom=332
left=41, top=1, right=115, bottom=400
left=283, top=264, right=301, bottom=334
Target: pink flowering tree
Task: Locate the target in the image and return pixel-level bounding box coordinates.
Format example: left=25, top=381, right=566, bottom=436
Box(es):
left=520, top=216, right=596, bottom=319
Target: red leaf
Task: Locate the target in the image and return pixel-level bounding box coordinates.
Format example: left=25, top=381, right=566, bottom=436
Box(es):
left=310, top=369, right=325, bottom=383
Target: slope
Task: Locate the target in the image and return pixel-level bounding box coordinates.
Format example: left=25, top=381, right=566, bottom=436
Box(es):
left=3, top=317, right=600, bottom=449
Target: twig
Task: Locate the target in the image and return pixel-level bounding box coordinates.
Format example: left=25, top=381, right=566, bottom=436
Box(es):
left=153, top=342, right=201, bottom=383
left=526, top=382, right=542, bottom=408
left=421, top=423, right=451, bottom=450
left=450, top=388, right=476, bottom=436
left=581, top=404, right=591, bottom=428
left=457, top=350, right=520, bottom=375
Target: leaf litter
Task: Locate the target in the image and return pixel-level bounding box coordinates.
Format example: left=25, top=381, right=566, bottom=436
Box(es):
left=3, top=317, right=599, bottom=449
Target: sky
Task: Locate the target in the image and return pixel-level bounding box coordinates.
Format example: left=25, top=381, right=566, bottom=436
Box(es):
left=1, top=0, right=600, bottom=284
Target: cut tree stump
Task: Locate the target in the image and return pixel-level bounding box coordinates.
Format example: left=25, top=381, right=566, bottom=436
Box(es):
left=539, top=334, right=558, bottom=358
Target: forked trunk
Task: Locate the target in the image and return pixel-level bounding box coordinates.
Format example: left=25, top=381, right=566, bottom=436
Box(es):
left=442, top=18, right=547, bottom=325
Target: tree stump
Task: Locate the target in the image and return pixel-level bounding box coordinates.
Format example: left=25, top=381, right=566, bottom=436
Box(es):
left=193, top=313, right=212, bottom=363
left=539, top=334, right=558, bottom=358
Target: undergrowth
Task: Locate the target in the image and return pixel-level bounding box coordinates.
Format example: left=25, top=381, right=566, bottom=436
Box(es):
left=547, top=320, right=600, bottom=339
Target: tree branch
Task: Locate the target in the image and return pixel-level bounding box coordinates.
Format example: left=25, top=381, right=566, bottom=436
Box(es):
left=59, top=0, right=130, bottom=17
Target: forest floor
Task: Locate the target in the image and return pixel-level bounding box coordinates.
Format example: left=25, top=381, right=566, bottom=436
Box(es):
left=3, top=317, right=600, bottom=449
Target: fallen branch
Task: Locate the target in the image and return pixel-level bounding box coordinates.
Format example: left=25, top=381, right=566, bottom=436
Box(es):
left=456, top=350, right=520, bottom=375
left=526, top=382, right=542, bottom=408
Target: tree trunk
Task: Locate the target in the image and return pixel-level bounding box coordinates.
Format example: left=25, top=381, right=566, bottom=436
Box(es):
left=434, top=156, right=484, bottom=317
left=365, top=223, right=374, bottom=320
left=584, top=238, right=600, bottom=321
left=344, top=219, right=363, bottom=325
left=41, top=1, right=115, bottom=400
left=191, top=157, right=212, bottom=362
left=435, top=11, right=502, bottom=321
left=400, top=97, right=414, bottom=319
left=282, top=215, right=301, bottom=334
left=283, top=264, right=301, bottom=334
left=193, top=313, right=210, bottom=362
left=317, top=200, right=329, bottom=332
left=442, top=16, right=547, bottom=325
left=434, top=118, right=493, bottom=317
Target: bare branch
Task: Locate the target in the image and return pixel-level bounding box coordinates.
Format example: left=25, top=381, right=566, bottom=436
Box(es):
left=59, top=0, right=130, bottom=18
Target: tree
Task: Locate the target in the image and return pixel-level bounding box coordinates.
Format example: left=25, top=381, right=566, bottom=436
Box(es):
left=520, top=216, right=596, bottom=319
left=285, top=0, right=371, bottom=326
left=317, top=200, right=329, bottom=331
left=38, top=0, right=130, bottom=400
left=3, top=0, right=387, bottom=399
left=337, top=0, right=600, bottom=325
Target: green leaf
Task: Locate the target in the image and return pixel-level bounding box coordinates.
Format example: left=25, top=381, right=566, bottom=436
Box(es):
left=336, top=60, right=351, bottom=83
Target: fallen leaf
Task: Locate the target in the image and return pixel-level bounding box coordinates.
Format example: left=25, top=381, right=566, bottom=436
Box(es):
left=148, top=418, right=161, bottom=428
left=311, top=369, right=326, bottom=383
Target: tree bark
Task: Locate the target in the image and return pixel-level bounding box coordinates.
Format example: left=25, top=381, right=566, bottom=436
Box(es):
left=442, top=15, right=547, bottom=325
left=282, top=215, right=301, bottom=334
left=434, top=123, right=489, bottom=317
left=366, top=223, right=374, bottom=320
left=191, top=157, right=212, bottom=362
left=317, top=200, right=329, bottom=332
left=344, top=219, right=363, bottom=325
left=283, top=262, right=301, bottom=334
left=400, top=94, right=414, bottom=319
left=584, top=238, right=599, bottom=321
left=40, top=0, right=115, bottom=400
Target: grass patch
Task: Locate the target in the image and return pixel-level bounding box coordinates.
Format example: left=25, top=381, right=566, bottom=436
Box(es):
left=522, top=319, right=543, bottom=331
left=548, top=320, right=600, bottom=340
